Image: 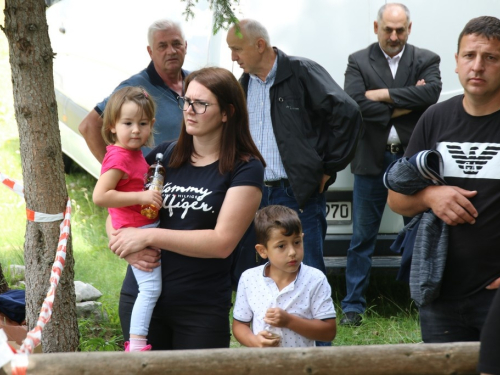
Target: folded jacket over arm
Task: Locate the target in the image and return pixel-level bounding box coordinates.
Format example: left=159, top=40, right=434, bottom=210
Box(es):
left=384, top=150, right=448, bottom=307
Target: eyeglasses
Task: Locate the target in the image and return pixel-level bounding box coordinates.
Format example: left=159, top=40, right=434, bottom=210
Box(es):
left=177, top=96, right=215, bottom=115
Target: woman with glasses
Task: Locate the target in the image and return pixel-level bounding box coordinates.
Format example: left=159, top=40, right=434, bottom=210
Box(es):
left=109, top=67, right=265, bottom=350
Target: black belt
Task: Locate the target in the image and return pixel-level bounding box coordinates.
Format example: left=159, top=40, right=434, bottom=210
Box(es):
left=264, top=179, right=290, bottom=187
left=386, top=143, right=403, bottom=154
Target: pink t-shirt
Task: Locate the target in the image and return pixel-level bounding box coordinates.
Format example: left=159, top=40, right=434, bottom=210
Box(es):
left=101, top=145, right=157, bottom=229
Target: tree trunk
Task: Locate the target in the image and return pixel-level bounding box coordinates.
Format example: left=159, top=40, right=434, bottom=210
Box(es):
left=2, top=0, right=78, bottom=352
left=0, top=264, right=8, bottom=293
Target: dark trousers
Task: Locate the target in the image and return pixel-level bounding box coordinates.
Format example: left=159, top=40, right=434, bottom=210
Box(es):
left=478, top=288, right=500, bottom=374
left=119, top=292, right=231, bottom=350
left=419, top=287, right=496, bottom=343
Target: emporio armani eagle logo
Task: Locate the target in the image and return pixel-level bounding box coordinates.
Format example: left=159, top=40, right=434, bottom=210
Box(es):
left=446, top=144, right=500, bottom=175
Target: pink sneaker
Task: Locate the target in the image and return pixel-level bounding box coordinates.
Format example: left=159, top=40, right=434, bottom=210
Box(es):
left=124, top=341, right=152, bottom=352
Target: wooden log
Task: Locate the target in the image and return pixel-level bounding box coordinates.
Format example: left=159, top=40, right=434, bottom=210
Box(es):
left=3, top=342, right=480, bottom=375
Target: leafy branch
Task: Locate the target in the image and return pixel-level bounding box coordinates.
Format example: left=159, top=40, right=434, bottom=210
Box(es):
left=181, top=0, right=240, bottom=34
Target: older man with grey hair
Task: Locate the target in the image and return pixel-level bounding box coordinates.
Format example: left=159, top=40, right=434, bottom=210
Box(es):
left=79, top=19, right=188, bottom=162
left=341, top=3, right=441, bottom=326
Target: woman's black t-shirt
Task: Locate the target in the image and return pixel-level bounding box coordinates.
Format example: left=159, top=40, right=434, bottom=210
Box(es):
left=121, top=141, right=264, bottom=309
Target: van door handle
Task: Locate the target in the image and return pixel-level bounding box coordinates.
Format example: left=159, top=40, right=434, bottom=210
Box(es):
left=59, top=27, right=65, bottom=34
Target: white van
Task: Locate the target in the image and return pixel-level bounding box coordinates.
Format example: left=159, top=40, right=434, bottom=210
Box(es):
left=46, top=0, right=500, bottom=269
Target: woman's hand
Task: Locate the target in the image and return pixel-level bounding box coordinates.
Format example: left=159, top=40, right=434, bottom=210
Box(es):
left=109, top=227, right=151, bottom=258
left=123, top=248, right=161, bottom=272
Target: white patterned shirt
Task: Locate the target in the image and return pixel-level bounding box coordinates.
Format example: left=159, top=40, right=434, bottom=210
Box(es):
left=247, top=57, right=287, bottom=181
left=233, top=263, right=336, bottom=347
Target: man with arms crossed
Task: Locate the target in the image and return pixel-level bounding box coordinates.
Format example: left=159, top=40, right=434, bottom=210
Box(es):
left=388, top=16, right=500, bottom=343
left=79, top=19, right=188, bottom=162
left=226, top=19, right=362, bottom=345
left=341, top=3, right=442, bottom=326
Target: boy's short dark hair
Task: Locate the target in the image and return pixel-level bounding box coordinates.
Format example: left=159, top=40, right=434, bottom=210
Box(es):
left=457, top=16, right=500, bottom=52
left=254, top=205, right=302, bottom=246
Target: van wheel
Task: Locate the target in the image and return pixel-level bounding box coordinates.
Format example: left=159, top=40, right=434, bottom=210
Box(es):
left=62, top=154, right=73, bottom=174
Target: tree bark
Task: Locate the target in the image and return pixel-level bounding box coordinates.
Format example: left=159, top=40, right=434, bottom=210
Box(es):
left=1, top=0, right=78, bottom=352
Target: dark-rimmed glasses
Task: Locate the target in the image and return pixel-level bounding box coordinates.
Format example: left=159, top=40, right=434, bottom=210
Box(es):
left=177, top=96, right=215, bottom=115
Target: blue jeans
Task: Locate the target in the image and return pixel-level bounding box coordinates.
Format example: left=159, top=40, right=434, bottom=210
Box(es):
left=342, top=152, right=402, bottom=314
left=261, top=183, right=327, bottom=274
left=262, top=182, right=330, bottom=346
left=419, top=288, right=496, bottom=343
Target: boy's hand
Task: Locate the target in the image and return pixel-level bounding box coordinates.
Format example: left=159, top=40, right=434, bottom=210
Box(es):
left=262, top=309, right=337, bottom=343
left=256, top=331, right=280, bottom=347
left=140, top=190, right=163, bottom=208
left=264, top=307, right=290, bottom=328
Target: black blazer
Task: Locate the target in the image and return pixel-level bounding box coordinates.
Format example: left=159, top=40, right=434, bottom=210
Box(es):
left=344, top=43, right=442, bottom=176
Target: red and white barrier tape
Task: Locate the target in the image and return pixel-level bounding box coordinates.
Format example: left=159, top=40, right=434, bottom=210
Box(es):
left=0, top=172, right=24, bottom=199
left=1, top=171, right=65, bottom=223
left=26, top=209, right=64, bottom=222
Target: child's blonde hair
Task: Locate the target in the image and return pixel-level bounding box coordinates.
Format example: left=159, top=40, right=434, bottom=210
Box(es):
left=102, top=86, right=156, bottom=147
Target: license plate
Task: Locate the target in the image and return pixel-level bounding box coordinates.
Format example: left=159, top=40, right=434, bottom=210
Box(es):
left=326, top=201, right=352, bottom=224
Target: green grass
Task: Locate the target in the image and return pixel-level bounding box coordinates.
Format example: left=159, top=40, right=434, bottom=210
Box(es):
left=330, top=271, right=420, bottom=345
left=0, top=9, right=420, bottom=350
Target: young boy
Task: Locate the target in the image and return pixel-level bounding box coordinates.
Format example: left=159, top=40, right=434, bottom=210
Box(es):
left=232, top=205, right=336, bottom=347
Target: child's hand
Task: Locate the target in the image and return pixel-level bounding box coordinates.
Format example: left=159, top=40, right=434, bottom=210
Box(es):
left=256, top=330, right=280, bottom=347
left=264, top=307, right=290, bottom=328
left=140, top=190, right=163, bottom=208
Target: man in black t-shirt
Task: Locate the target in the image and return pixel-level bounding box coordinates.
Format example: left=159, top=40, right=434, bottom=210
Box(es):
left=388, top=16, right=500, bottom=343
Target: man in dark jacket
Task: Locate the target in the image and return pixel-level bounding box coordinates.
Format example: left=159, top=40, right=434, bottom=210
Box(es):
left=226, top=19, right=362, bottom=336
left=341, top=3, right=442, bottom=326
